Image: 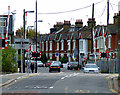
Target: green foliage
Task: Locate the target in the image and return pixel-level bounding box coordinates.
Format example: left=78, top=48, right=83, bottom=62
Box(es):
left=2, top=45, right=17, bottom=73
left=40, top=52, right=48, bottom=64
left=60, top=56, right=68, bottom=64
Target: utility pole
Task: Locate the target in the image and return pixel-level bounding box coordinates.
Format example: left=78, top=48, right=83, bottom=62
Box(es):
left=91, top=3, right=94, bottom=53
left=23, top=9, right=25, bottom=73
left=106, top=0, right=109, bottom=73
left=35, top=0, right=37, bottom=73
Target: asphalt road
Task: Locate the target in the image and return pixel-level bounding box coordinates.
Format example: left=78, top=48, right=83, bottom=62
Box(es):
left=2, top=67, right=118, bottom=94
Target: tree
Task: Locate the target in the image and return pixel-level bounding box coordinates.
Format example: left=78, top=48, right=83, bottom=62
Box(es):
left=60, top=56, right=68, bottom=64
left=40, top=52, right=48, bottom=64
left=2, top=45, right=17, bottom=73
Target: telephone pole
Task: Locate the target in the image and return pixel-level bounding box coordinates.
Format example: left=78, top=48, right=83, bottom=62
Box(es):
left=91, top=3, right=94, bottom=53
left=35, top=0, right=38, bottom=73
left=106, top=0, right=109, bottom=73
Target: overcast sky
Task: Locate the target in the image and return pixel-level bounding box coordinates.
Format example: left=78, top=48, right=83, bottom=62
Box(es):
left=0, top=0, right=119, bottom=34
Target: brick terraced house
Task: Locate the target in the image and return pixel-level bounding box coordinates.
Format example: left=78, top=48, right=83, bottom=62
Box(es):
left=38, top=13, right=119, bottom=63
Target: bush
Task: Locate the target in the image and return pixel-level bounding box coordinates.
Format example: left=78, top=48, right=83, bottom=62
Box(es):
left=60, top=56, right=68, bottom=64
left=2, top=45, right=17, bottom=73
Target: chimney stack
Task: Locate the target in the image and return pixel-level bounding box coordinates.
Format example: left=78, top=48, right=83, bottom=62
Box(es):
left=75, top=19, right=83, bottom=28
left=87, top=18, right=96, bottom=27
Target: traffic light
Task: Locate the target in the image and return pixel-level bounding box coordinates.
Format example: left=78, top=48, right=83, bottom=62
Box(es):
left=0, top=39, right=5, bottom=48
left=32, top=52, right=40, bottom=57
left=101, top=53, right=107, bottom=57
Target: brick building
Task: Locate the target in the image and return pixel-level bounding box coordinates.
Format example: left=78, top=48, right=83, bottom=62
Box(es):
left=38, top=14, right=119, bottom=62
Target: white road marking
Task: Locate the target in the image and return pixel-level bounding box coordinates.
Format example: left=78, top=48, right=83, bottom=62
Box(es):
left=49, top=86, right=53, bottom=88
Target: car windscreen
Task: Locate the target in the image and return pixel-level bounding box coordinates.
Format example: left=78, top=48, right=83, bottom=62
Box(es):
left=85, top=65, right=98, bottom=68
left=50, top=64, right=59, bottom=66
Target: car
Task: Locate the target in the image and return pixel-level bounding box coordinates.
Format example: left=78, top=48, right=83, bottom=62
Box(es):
left=37, top=61, right=44, bottom=67
left=67, top=62, right=80, bottom=70
left=51, top=61, right=62, bottom=67
left=83, top=64, right=99, bottom=73
left=45, top=61, right=53, bottom=67
left=49, top=63, right=60, bottom=72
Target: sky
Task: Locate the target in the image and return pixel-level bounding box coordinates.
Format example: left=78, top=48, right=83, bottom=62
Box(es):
left=0, top=0, right=120, bottom=34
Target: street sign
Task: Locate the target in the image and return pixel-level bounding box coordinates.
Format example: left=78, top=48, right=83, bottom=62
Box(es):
left=14, top=38, right=29, bottom=49
left=55, top=53, right=59, bottom=57
left=74, top=47, right=78, bottom=57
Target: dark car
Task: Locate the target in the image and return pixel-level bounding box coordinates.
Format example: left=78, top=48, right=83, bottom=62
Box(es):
left=49, top=63, right=60, bottom=72
left=67, top=62, right=80, bottom=70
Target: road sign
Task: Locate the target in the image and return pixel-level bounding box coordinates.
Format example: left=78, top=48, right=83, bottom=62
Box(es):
left=14, top=38, right=29, bottom=49
left=55, top=53, right=59, bottom=57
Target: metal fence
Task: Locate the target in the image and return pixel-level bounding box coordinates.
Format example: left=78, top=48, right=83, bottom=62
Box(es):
left=96, top=59, right=119, bottom=73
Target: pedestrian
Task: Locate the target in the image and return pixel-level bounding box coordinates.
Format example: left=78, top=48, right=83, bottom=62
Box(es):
left=30, top=62, right=34, bottom=73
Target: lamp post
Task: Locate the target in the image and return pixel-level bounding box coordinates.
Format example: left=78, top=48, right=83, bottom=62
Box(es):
left=23, top=9, right=34, bottom=73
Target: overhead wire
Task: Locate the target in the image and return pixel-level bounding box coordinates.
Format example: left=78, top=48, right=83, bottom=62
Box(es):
left=38, top=0, right=105, bottom=15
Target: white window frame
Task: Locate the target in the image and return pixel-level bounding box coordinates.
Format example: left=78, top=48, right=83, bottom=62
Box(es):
left=67, top=40, right=70, bottom=50
left=50, top=41, right=52, bottom=51
left=57, top=42, right=59, bottom=50
left=49, top=54, right=52, bottom=59
left=108, top=35, right=111, bottom=48
left=61, top=40, right=64, bottom=50
left=46, top=41, right=48, bottom=51
left=100, top=37, right=103, bottom=48
left=42, top=41, right=44, bottom=51
left=97, top=37, right=99, bottom=49
left=79, top=40, right=83, bottom=50
left=73, top=40, right=76, bottom=50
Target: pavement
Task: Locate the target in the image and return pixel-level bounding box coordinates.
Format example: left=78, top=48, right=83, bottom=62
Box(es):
left=0, top=73, right=40, bottom=87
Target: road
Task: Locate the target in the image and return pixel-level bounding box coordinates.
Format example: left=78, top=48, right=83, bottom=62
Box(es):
left=2, top=67, right=118, bottom=94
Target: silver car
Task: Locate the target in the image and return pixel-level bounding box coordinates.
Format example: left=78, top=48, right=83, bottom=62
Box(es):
left=83, top=64, right=99, bottom=73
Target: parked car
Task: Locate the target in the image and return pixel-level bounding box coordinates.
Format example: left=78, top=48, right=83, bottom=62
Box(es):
left=67, top=62, right=80, bottom=70
left=45, top=61, right=52, bottom=67
left=49, top=63, right=60, bottom=72
left=83, top=64, right=99, bottom=73
left=51, top=61, right=62, bottom=67
left=37, top=61, right=44, bottom=67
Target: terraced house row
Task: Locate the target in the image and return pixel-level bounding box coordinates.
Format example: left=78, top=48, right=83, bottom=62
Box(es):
left=38, top=12, right=120, bottom=62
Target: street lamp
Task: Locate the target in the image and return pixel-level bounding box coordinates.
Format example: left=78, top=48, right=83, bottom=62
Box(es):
left=23, top=9, right=34, bottom=73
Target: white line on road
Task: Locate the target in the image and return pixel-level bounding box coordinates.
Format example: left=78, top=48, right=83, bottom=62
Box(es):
left=49, top=86, right=53, bottom=89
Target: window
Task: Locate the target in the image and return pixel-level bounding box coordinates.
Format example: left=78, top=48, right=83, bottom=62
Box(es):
left=99, top=37, right=103, bottom=48
left=46, top=41, right=48, bottom=51
left=97, top=38, right=99, bottom=49
left=67, top=40, right=70, bottom=50
left=108, top=35, right=111, bottom=48
left=0, top=19, right=6, bottom=27
left=50, top=41, right=52, bottom=51
left=61, top=40, right=64, bottom=50
left=79, top=40, right=83, bottom=50
left=73, top=40, right=76, bottom=50
left=57, top=42, right=59, bottom=50
left=42, top=41, right=44, bottom=51
left=50, top=54, right=52, bottom=59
